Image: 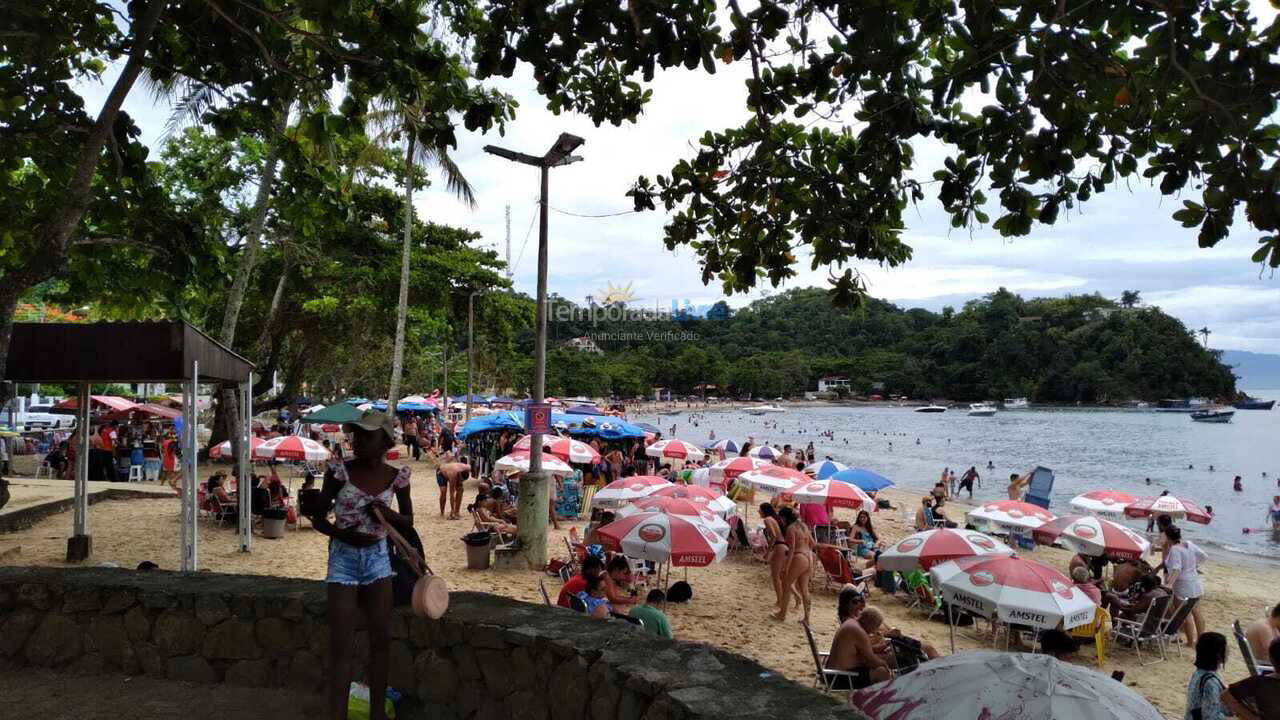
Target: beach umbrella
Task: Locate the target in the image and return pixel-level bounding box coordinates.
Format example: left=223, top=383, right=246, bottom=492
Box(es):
left=707, top=438, right=740, bottom=455
left=591, top=476, right=674, bottom=508
left=648, top=484, right=736, bottom=516
left=512, top=434, right=601, bottom=464
left=1068, top=489, right=1137, bottom=520
left=1032, top=515, right=1151, bottom=560
left=1123, top=495, right=1212, bottom=525
left=967, top=500, right=1056, bottom=532
left=850, top=651, right=1165, bottom=720
left=594, top=511, right=728, bottom=567
left=253, top=435, right=331, bottom=462
left=782, top=478, right=876, bottom=509
left=829, top=467, right=894, bottom=493
left=300, top=402, right=364, bottom=425
left=804, top=459, right=849, bottom=479
left=618, top=498, right=731, bottom=538
left=494, top=451, right=572, bottom=475
left=930, top=556, right=1097, bottom=632
left=645, top=439, right=707, bottom=461
left=738, top=464, right=809, bottom=493
left=877, top=529, right=1015, bottom=572
left=210, top=436, right=265, bottom=459
left=707, top=456, right=771, bottom=486
left=746, top=444, right=783, bottom=460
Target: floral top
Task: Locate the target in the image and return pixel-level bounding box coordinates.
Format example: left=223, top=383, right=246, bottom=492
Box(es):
left=1184, top=669, right=1226, bottom=720
left=332, top=462, right=411, bottom=538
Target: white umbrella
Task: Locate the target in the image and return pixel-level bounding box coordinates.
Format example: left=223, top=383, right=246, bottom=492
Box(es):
left=591, top=476, right=674, bottom=508
left=647, top=484, right=737, bottom=517
left=850, top=651, right=1165, bottom=720
left=645, top=438, right=707, bottom=461
left=253, top=435, right=331, bottom=462
left=1068, top=489, right=1138, bottom=520
left=930, top=556, right=1097, bottom=633
left=595, top=511, right=728, bottom=567
left=617, top=497, right=731, bottom=538
left=967, top=500, right=1056, bottom=533
left=737, top=464, right=809, bottom=493
left=746, top=444, right=783, bottom=460
left=877, top=529, right=1015, bottom=572
left=494, top=451, right=572, bottom=475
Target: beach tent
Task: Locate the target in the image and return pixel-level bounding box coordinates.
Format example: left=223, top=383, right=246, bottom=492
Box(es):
left=372, top=397, right=437, bottom=413
left=54, top=395, right=139, bottom=413
left=300, top=402, right=363, bottom=425
left=457, top=411, right=525, bottom=439
left=553, top=413, right=647, bottom=440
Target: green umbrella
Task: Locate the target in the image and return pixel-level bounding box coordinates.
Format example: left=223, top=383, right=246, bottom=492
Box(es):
left=300, top=402, right=364, bottom=425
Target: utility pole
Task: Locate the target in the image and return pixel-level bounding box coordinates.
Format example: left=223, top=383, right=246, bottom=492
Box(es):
left=466, top=291, right=479, bottom=423
left=504, top=204, right=512, bottom=282
left=442, top=335, right=448, bottom=403
left=484, top=133, right=584, bottom=569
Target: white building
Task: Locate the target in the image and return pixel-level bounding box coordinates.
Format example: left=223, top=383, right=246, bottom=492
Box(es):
left=564, top=336, right=604, bottom=355
left=817, top=375, right=850, bottom=393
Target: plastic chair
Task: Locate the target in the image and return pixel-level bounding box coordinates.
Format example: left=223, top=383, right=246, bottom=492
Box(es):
left=1111, top=594, right=1171, bottom=665
left=538, top=579, right=552, bottom=606
left=1069, top=606, right=1110, bottom=668
left=1158, top=597, right=1199, bottom=657
left=801, top=620, right=880, bottom=694
left=816, top=545, right=854, bottom=590
left=128, top=464, right=144, bottom=482
left=1234, top=620, right=1275, bottom=676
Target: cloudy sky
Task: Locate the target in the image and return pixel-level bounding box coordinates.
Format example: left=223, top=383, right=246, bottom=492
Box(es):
left=84, top=2, right=1280, bottom=353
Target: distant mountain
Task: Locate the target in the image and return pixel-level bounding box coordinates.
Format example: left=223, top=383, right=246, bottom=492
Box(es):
left=1222, top=350, right=1280, bottom=390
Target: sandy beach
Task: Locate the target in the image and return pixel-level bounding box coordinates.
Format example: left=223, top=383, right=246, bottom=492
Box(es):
left=2, top=454, right=1275, bottom=718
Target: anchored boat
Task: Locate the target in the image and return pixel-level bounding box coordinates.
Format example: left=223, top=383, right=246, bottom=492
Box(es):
left=1190, top=408, right=1235, bottom=423
left=968, top=403, right=998, bottom=417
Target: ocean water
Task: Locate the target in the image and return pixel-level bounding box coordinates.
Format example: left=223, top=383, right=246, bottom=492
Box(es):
left=634, top=392, right=1280, bottom=561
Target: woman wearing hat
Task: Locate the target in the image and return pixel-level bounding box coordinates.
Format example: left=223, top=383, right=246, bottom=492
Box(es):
left=306, top=410, right=412, bottom=720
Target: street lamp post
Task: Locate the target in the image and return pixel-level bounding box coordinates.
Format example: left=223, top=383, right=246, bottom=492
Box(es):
left=484, top=133, right=584, bottom=569
left=465, top=291, right=479, bottom=423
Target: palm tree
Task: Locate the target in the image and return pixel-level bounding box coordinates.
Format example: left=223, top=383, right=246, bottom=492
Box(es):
left=1199, top=326, right=1211, bottom=348
left=1119, top=290, right=1141, bottom=308
left=371, top=101, right=477, bottom=411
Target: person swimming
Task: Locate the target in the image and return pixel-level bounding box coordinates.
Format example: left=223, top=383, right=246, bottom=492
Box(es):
left=1234, top=476, right=1243, bottom=492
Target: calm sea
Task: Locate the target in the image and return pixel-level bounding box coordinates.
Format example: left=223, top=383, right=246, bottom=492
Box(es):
left=635, top=390, right=1280, bottom=562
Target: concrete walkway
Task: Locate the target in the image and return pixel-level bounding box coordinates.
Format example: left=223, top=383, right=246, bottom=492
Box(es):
left=0, top=476, right=173, bottom=534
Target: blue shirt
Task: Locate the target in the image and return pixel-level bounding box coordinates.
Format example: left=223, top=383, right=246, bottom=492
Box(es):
left=1184, top=669, right=1226, bottom=720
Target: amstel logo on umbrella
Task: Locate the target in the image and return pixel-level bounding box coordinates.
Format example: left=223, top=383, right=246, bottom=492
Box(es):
left=805, top=482, right=825, bottom=492
left=1071, top=524, right=1098, bottom=539
left=896, top=538, right=923, bottom=552
left=968, top=535, right=996, bottom=550
left=638, top=524, right=666, bottom=542
left=970, top=570, right=996, bottom=587
left=628, top=483, right=649, bottom=492
left=1051, top=580, right=1073, bottom=599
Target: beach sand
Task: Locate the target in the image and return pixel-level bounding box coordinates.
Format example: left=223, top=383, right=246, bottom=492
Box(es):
left=3, top=456, right=1274, bottom=718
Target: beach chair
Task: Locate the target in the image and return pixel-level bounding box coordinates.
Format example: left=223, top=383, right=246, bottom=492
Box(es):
left=815, top=546, right=873, bottom=592
left=538, top=579, right=552, bottom=606
left=1158, top=597, right=1199, bottom=657
left=1111, top=594, right=1171, bottom=665
left=471, top=507, right=513, bottom=546
left=1068, top=606, right=1110, bottom=668
left=801, top=621, right=873, bottom=694
left=1233, top=620, right=1275, bottom=676
left=900, top=571, right=933, bottom=613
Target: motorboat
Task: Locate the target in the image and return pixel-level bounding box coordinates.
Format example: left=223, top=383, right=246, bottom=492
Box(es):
left=1157, top=397, right=1210, bottom=413
left=1190, top=408, right=1235, bottom=423
left=914, top=405, right=948, bottom=413
left=1002, top=397, right=1030, bottom=410
left=743, top=404, right=786, bottom=415
left=968, top=403, right=998, bottom=417
left=1234, top=396, right=1275, bottom=410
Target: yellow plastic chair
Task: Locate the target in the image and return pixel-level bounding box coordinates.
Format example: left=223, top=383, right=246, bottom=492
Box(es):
left=1070, top=606, right=1110, bottom=668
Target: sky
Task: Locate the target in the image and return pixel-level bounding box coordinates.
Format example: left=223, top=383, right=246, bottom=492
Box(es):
left=79, top=2, right=1280, bottom=354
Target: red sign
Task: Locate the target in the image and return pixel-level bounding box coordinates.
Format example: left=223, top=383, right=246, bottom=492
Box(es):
left=525, top=403, right=551, bottom=434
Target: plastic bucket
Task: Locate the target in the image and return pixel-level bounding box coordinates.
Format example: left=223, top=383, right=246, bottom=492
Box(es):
left=463, top=531, right=492, bottom=570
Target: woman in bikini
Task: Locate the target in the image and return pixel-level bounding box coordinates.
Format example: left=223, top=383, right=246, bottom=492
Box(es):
left=307, top=410, right=413, bottom=720
left=772, top=506, right=815, bottom=624
left=760, top=503, right=789, bottom=611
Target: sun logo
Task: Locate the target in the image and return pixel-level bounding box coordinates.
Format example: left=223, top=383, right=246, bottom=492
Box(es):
left=592, top=281, right=638, bottom=305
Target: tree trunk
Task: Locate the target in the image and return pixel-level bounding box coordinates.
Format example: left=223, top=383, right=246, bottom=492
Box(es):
left=387, top=136, right=415, bottom=411
left=253, top=258, right=290, bottom=354
left=0, top=0, right=166, bottom=399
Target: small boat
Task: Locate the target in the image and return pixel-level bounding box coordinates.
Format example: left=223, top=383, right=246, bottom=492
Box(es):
left=1190, top=408, right=1235, bottom=423
left=1157, top=397, right=1210, bottom=413
left=1002, top=397, right=1030, bottom=410
left=915, top=405, right=948, bottom=413
left=968, top=403, right=998, bottom=417
left=743, top=404, right=786, bottom=415
left=1234, top=397, right=1276, bottom=411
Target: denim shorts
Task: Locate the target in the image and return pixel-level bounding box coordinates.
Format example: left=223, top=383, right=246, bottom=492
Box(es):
left=326, top=537, right=393, bottom=586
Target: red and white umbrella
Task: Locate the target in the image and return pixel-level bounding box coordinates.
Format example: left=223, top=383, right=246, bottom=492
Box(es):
left=645, top=438, right=706, bottom=461
left=648, top=483, right=737, bottom=516
left=617, top=497, right=731, bottom=538
left=1069, top=489, right=1138, bottom=520
left=1032, top=515, right=1151, bottom=560
left=707, top=456, right=771, bottom=487
left=253, top=435, right=331, bottom=462
left=210, top=436, right=265, bottom=459
left=595, top=511, right=728, bottom=567
left=494, top=451, right=573, bottom=475
left=737, top=464, right=809, bottom=493
left=591, top=475, right=674, bottom=508
left=1123, top=495, right=1212, bottom=524
left=782, top=478, right=875, bottom=509
left=512, top=434, right=600, bottom=464
left=878, top=529, right=1015, bottom=572
left=968, top=500, right=1056, bottom=532
left=930, top=555, right=1097, bottom=631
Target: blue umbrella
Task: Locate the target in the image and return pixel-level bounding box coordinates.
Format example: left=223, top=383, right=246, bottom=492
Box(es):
left=706, top=438, right=739, bottom=454
left=805, top=459, right=850, bottom=479
left=830, top=468, right=894, bottom=492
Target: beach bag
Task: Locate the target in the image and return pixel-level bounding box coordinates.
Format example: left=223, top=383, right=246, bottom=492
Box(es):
left=667, top=581, right=693, bottom=603
left=374, top=507, right=449, bottom=619
left=388, top=525, right=427, bottom=608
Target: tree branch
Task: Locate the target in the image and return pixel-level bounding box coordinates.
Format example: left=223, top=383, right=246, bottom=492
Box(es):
left=1165, top=13, right=1233, bottom=122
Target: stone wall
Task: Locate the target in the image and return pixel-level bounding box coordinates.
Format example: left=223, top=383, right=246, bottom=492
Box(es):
left=0, top=567, right=857, bottom=720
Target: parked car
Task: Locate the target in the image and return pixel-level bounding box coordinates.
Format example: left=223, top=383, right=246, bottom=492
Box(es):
left=22, top=405, right=75, bottom=430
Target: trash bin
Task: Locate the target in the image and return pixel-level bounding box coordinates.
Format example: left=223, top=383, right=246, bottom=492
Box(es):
left=463, top=531, right=493, bottom=570
left=261, top=508, right=288, bottom=538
